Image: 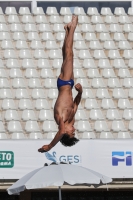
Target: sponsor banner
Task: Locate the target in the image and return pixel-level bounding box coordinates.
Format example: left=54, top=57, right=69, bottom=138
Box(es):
left=0, top=139, right=133, bottom=179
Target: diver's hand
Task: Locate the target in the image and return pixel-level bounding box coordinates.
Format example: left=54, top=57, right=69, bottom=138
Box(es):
left=38, top=144, right=51, bottom=153
left=75, top=83, right=82, bottom=94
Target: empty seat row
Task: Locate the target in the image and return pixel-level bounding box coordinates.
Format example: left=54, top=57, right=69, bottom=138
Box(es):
left=1, top=87, right=133, bottom=99
left=0, top=131, right=132, bottom=139
left=2, top=15, right=133, bottom=24
left=0, top=119, right=133, bottom=133
left=2, top=7, right=133, bottom=16
left=3, top=49, right=133, bottom=60
left=0, top=98, right=132, bottom=110
left=2, top=23, right=133, bottom=34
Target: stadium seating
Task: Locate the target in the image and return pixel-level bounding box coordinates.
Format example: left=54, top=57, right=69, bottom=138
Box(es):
left=0, top=6, right=132, bottom=140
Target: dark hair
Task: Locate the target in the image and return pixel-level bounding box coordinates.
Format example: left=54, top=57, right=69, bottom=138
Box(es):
left=60, top=133, right=79, bottom=147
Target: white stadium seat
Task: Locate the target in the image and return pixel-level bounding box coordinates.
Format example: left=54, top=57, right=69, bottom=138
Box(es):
left=107, top=78, right=121, bottom=88
left=18, top=99, right=33, bottom=110
left=1, top=40, right=14, bottom=49
left=111, top=120, right=126, bottom=132
left=42, top=121, right=58, bottom=132
left=96, top=88, right=110, bottom=99
left=60, top=7, right=71, bottom=15
left=31, top=88, right=46, bottom=99
left=123, top=109, right=133, bottom=120
left=12, top=78, right=26, bottom=88
left=113, top=88, right=126, bottom=99
left=35, top=99, right=50, bottom=110
left=114, top=7, right=126, bottom=15
left=102, top=69, right=116, bottom=78
left=82, top=132, right=96, bottom=139
left=12, top=133, right=25, bottom=139
left=4, top=110, right=19, bottom=121
left=100, top=132, right=113, bottom=139
left=0, top=32, right=11, bottom=40
left=24, top=24, right=37, bottom=32
left=95, top=24, right=108, bottom=32
left=8, top=121, right=23, bottom=133
left=6, top=58, right=20, bottom=70
left=118, top=15, right=131, bottom=24
left=75, top=109, right=88, bottom=120
left=89, top=109, right=104, bottom=120
left=0, top=89, right=13, bottom=99
left=63, top=15, right=72, bottom=24
left=5, top=7, right=17, bottom=15
left=101, top=7, right=113, bottom=16
left=47, top=89, right=58, bottom=99
left=113, top=59, right=126, bottom=69
left=77, top=121, right=92, bottom=132
left=87, top=69, right=100, bottom=78
left=85, top=33, right=97, bottom=41
left=13, top=32, right=26, bottom=41
left=2, top=99, right=16, bottom=110
left=81, top=24, right=94, bottom=33
left=19, top=50, right=32, bottom=59
left=7, top=15, right=20, bottom=23
left=30, top=40, right=43, bottom=49
left=0, top=133, right=7, bottom=139
left=83, top=59, right=97, bottom=69
left=29, top=132, right=43, bottom=139
left=91, top=15, right=103, bottom=24
left=39, top=24, right=52, bottom=32
left=38, top=110, right=54, bottom=121
left=25, top=121, right=40, bottom=133
left=46, top=7, right=58, bottom=15
left=37, top=59, right=51, bottom=69
left=106, top=109, right=121, bottom=120
left=101, top=99, right=116, bottom=109
left=118, top=132, right=131, bottom=139
left=42, top=32, right=54, bottom=41
left=21, top=15, right=34, bottom=23
left=78, top=15, right=90, bottom=24
left=99, top=33, right=111, bottom=41
left=118, top=99, right=132, bottom=109
left=94, top=121, right=109, bottom=132
left=34, top=50, right=48, bottom=59
left=128, top=7, right=133, bottom=16
left=25, top=69, right=39, bottom=78
left=28, top=78, right=42, bottom=89
left=74, top=7, right=86, bottom=15
left=85, top=99, right=99, bottom=110
left=10, top=24, right=23, bottom=32
left=82, top=88, right=94, bottom=99
left=87, top=7, right=99, bottom=16
left=0, top=69, right=8, bottom=78
left=22, top=59, right=35, bottom=69
left=19, top=7, right=31, bottom=15
left=16, top=40, right=28, bottom=49
left=33, top=7, right=45, bottom=15
left=104, top=15, right=117, bottom=24
left=4, top=50, right=17, bottom=59
left=98, top=59, right=112, bottom=69
left=49, top=15, right=62, bottom=24
left=21, top=110, right=37, bottom=121
left=123, top=24, right=133, bottom=33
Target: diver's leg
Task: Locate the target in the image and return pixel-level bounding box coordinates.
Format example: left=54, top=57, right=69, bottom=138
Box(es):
left=59, top=15, right=78, bottom=80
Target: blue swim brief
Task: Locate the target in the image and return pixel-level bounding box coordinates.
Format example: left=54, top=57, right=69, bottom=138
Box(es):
left=57, top=78, right=74, bottom=89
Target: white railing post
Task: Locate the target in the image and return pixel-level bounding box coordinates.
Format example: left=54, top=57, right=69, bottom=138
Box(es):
left=31, top=0, right=37, bottom=13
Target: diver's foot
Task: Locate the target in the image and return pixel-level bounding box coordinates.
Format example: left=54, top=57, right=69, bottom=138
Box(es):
left=71, top=15, right=78, bottom=28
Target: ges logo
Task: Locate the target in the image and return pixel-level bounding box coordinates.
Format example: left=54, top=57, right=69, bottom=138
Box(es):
left=44, top=151, right=81, bottom=164
left=112, top=151, right=132, bottom=166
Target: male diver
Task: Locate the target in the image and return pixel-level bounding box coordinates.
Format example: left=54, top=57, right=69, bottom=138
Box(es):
left=38, top=15, right=82, bottom=152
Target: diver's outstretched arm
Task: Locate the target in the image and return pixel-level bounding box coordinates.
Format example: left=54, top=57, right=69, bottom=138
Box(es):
left=38, top=118, right=65, bottom=152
